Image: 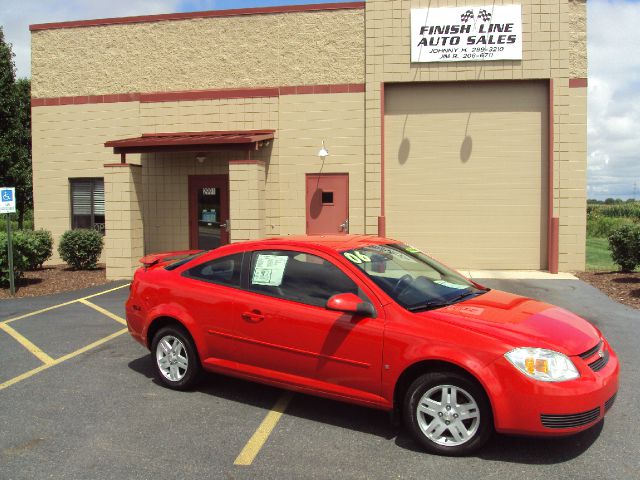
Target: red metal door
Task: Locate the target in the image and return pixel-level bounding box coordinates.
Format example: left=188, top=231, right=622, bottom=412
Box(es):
left=306, top=173, right=349, bottom=235
left=188, top=175, right=229, bottom=249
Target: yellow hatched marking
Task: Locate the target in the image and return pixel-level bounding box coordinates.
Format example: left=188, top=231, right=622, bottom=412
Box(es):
left=0, top=283, right=130, bottom=326
left=79, top=299, right=127, bottom=325
left=0, top=323, right=55, bottom=365
left=0, top=328, right=128, bottom=391
left=234, top=392, right=293, bottom=466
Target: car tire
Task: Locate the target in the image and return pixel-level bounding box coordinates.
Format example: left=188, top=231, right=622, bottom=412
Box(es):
left=151, top=326, right=201, bottom=391
left=403, top=371, right=493, bottom=456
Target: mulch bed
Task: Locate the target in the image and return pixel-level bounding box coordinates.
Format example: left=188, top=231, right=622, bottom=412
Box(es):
left=0, top=264, right=108, bottom=299
left=575, top=271, right=640, bottom=310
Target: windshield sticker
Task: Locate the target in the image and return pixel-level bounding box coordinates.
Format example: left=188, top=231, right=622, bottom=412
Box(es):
left=343, top=251, right=372, bottom=264
left=252, top=254, right=288, bottom=286
left=404, top=246, right=421, bottom=254
left=434, top=280, right=468, bottom=290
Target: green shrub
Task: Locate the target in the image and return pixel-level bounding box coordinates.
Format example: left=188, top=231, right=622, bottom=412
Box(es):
left=0, top=231, right=30, bottom=287
left=587, top=215, right=636, bottom=238
left=608, top=224, right=640, bottom=272
left=58, top=229, right=104, bottom=270
left=21, top=229, right=54, bottom=269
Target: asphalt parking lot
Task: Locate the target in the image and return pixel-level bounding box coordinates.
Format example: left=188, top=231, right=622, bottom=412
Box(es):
left=1, top=278, right=638, bottom=479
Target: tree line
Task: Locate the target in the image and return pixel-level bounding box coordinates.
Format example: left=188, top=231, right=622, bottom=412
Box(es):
left=0, top=26, right=31, bottom=228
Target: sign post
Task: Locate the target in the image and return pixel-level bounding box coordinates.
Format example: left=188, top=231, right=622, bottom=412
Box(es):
left=1, top=187, right=17, bottom=296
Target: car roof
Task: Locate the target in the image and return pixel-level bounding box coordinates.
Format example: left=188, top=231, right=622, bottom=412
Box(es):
left=225, top=234, right=399, bottom=253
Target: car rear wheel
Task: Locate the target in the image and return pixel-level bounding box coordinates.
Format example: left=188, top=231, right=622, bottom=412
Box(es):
left=403, top=371, right=492, bottom=456
left=151, top=326, right=200, bottom=390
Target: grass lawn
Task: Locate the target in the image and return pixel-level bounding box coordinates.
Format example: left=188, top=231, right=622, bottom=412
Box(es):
left=586, top=236, right=617, bottom=272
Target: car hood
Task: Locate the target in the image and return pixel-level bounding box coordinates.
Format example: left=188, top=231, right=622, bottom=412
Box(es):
left=418, top=289, right=600, bottom=356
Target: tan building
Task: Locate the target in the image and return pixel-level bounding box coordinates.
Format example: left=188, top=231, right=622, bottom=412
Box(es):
left=30, top=0, right=588, bottom=279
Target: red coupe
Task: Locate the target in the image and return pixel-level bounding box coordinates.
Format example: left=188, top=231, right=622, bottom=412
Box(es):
left=125, top=235, right=619, bottom=455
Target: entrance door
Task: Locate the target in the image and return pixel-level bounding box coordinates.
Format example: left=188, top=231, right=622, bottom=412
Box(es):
left=188, top=175, right=229, bottom=249
left=306, top=173, right=349, bottom=235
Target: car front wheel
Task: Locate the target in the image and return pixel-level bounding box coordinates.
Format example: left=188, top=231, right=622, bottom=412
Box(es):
left=151, top=326, right=200, bottom=390
left=404, top=371, right=493, bottom=456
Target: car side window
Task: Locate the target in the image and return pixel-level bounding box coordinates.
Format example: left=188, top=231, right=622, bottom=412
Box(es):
left=248, top=250, right=361, bottom=308
left=183, top=253, right=243, bottom=288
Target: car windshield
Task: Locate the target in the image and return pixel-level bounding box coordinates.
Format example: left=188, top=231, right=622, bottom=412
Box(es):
left=341, top=243, right=488, bottom=311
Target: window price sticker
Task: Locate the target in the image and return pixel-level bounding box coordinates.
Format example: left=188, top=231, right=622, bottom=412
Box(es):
left=252, top=254, right=288, bottom=286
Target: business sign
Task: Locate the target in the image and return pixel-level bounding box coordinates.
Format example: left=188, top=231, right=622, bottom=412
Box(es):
left=411, top=5, right=522, bottom=63
left=0, top=187, right=16, bottom=214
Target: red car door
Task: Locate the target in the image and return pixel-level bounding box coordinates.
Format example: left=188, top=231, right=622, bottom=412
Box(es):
left=177, top=252, right=244, bottom=363
left=233, top=248, right=385, bottom=402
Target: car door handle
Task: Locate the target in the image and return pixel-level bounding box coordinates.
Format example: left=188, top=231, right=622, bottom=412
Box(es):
left=241, top=311, right=264, bottom=322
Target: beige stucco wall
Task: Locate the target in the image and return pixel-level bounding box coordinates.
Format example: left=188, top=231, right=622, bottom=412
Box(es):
left=141, top=153, right=233, bottom=254
left=559, top=84, right=587, bottom=271
left=104, top=165, right=143, bottom=279
left=230, top=162, right=266, bottom=242
left=364, top=0, right=586, bottom=270
left=31, top=9, right=364, bottom=98
left=569, top=0, right=587, bottom=78
left=31, top=101, right=141, bottom=263
left=278, top=92, right=366, bottom=236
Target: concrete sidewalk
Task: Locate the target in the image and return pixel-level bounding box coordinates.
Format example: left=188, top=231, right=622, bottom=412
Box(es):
left=461, top=270, right=577, bottom=280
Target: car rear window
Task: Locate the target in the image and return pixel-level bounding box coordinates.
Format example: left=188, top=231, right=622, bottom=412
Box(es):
left=164, top=252, right=206, bottom=271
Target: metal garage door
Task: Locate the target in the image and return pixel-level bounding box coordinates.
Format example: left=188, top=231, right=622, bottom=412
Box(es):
left=384, top=81, right=548, bottom=270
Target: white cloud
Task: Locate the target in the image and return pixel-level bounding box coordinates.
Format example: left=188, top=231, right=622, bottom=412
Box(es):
left=0, top=0, right=188, bottom=78
left=588, top=0, right=640, bottom=199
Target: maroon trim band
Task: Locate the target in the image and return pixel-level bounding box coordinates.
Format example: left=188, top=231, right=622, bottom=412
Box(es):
left=32, top=83, right=366, bottom=107
left=569, top=78, right=588, bottom=88
left=30, top=2, right=365, bottom=31
left=228, top=160, right=267, bottom=166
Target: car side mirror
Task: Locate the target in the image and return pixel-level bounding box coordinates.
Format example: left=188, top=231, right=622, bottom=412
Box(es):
left=326, top=293, right=377, bottom=318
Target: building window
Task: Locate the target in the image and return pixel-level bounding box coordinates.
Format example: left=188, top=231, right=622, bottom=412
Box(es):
left=70, top=178, right=105, bottom=234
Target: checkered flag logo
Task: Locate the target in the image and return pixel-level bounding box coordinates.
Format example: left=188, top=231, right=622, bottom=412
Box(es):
left=478, top=9, right=492, bottom=22
left=460, top=9, right=474, bottom=22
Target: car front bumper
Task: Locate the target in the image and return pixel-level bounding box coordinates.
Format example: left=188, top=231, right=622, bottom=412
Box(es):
left=489, top=341, right=619, bottom=436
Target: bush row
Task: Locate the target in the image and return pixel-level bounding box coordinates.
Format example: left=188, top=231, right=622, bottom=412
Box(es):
left=1, top=228, right=103, bottom=287
left=0, top=229, right=53, bottom=286
left=587, top=215, right=636, bottom=238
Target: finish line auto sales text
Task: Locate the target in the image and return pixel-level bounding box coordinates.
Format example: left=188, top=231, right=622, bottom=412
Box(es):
left=416, top=22, right=517, bottom=47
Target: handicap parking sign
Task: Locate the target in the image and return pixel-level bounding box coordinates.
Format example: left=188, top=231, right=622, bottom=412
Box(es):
left=0, top=187, right=16, bottom=213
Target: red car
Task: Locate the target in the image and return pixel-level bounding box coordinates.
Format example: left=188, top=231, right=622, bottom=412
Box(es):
left=125, top=235, right=619, bottom=455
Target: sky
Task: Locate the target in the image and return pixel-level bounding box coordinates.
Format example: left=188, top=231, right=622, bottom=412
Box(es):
left=0, top=0, right=638, bottom=200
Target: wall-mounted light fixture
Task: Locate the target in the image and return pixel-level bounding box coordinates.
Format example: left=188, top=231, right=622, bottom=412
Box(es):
left=195, top=153, right=207, bottom=163
left=318, top=140, right=329, bottom=159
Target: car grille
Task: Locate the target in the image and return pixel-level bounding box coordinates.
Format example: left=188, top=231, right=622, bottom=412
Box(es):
left=540, top=407, right=601, bottom=429
left=605, top=393, right=617, bottom=412
left=588, top=349, right=610, bottom=372
left=578, top=341, right=610, bottom=372
left=578, top=341, right=602, bottom=360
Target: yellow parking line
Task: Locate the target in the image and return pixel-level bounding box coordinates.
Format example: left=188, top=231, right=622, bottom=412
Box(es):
left=0, top=328, right=128, bottom=391
left=0, top=323, right=55, bottom=365
left=234, top=391, right=293, bottom=466
left=79, top=299, right=127, bottom=325
left=0, top=283, right=130, bottom=326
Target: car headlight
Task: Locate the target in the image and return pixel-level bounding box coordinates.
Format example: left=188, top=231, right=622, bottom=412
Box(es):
left=505, top=347, right=580, bottom=382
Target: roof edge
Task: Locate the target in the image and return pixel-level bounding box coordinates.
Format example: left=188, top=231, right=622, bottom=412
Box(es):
left=30, top=2, right=365, bottom=32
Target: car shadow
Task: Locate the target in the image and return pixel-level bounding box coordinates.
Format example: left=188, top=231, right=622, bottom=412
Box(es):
left=128, top=355, right=604, bottom=463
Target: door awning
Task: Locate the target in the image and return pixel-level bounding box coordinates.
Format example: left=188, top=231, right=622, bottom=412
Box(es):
left=105, top=129, right=275, bottom=155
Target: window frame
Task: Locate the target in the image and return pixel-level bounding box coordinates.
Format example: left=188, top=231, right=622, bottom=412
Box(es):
left=243, top=248, right=373, bottom=310
left=69, top=177, right=105, bottom=234
left=181, top=252, right=245, bottom=290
